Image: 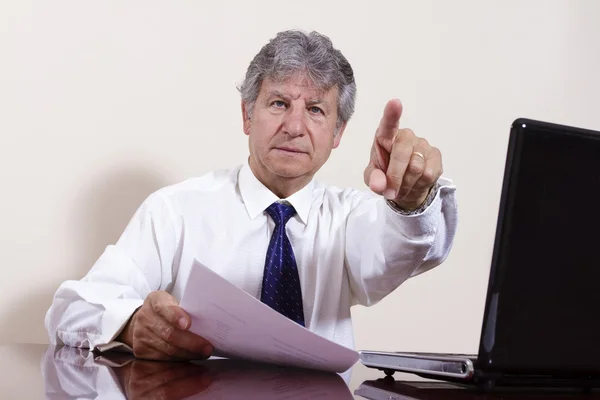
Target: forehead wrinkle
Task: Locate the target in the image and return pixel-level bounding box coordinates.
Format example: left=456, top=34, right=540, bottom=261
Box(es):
left=307, top=97, right=327, bottom=105
left=264, top=75, right=330, bottom=100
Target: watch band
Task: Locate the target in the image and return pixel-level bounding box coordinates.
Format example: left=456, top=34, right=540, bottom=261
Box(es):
left=386, top=182, right=440, bottom=215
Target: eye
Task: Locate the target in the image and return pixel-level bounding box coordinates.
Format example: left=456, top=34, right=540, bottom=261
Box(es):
left=272, top=100, right=287, bottom=108
left=309, top=106, right=324, bottom=115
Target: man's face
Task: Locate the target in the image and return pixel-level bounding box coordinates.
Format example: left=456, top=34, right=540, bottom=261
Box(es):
left=242, top=75, right=346, bottom=185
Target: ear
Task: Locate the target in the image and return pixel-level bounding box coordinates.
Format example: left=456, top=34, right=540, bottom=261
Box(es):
left=242, top=101, right=251, bottom=135
left=332, top=121, right=347, bottom=149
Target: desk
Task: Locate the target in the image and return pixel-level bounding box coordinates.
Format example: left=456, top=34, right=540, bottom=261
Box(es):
left=0, top=344, right=598, bottom=399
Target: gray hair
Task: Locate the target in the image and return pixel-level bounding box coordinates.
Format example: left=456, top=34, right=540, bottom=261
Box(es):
left=238, top=30, right=357, bottom=134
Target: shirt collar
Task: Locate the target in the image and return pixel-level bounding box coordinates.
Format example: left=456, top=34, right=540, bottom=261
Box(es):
left=238, top=159, right=314, bottom=225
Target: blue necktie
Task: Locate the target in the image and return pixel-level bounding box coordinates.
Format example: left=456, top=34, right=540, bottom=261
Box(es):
left=260, top=202, right=305, bottom=327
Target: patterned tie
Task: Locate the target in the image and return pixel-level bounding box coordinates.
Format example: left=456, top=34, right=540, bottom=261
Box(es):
left=260, top=202, right=305, bottom=327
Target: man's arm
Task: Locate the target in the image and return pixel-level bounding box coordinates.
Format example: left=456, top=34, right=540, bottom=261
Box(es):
left=344, top=99, right=458, bottom=306
left=44, top=192, right=176, bottom=351
left=344, top=181, right=457, bottom=306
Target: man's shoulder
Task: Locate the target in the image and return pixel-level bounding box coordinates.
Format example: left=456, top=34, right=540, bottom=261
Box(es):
left=313, top=180, right=378, bottom=206
left=152, top=165, right=241, bottom=203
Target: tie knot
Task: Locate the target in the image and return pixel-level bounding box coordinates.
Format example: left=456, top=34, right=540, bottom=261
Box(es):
left=266, top=202, right=296, bottom=226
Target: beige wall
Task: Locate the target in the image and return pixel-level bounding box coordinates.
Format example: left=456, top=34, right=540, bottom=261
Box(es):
left=1, top=1, right=599, bottom=353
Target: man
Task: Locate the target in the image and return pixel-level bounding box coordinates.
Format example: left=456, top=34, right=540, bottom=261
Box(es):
left=45, top=30, right=458, bottom=361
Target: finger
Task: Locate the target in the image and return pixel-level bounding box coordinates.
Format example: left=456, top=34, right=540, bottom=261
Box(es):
left=149, top=291, right=190, bottom=330
left=412, top=147, right=443, bottom=191
left=364, top=138, right=390, bottom=188
left=132, top=336, right=176, bottom=361
left=398, top=148, right=443, bottom=207
left=136, top=331, right=205, bottom=360
left=396, top=140, right=429, bottom=199
left=375, top=99, right=403, bottom=142
left=384, top=129, right=417, bottom=199
left=367, top=168, right=387, bottom=194
left=133, top=302, right=213, bottom=360
left=147, top=317, right=213, bottom=357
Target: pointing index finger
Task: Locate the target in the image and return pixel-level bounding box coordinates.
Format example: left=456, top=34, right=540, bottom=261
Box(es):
left=376, top=99, right=403, bottom=141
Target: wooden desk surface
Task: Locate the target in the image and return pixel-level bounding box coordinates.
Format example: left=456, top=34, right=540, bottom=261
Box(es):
left=0, top=343, right=598, bottom=399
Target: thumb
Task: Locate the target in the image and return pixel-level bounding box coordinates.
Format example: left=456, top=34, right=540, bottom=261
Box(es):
left=150, top=291, right=190, bottom=330
left=367, top=168, right=387, bottom=194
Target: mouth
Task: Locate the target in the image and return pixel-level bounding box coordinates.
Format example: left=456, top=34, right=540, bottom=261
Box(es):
left=274, top=147, right=306, bottom=154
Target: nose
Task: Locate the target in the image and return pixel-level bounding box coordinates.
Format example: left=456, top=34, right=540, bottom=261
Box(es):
left=282, top=105, right=307, bottom=138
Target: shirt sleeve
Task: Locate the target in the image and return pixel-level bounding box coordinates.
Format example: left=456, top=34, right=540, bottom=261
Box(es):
left=44, top=192, right=178, bottom=351
left=41, top=346, right=129, bottom=399
left=344, top=177, right=458, bottom=306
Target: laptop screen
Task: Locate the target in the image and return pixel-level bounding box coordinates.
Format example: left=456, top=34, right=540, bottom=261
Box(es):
left=480, top=119, right=600, bottom=373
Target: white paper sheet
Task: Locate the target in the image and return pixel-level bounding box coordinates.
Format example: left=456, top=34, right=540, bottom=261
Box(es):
left=179, top=259, right=359, bottom=373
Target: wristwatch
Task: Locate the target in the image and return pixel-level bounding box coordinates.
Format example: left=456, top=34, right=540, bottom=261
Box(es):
left=385, top=182, right=440, bottom=216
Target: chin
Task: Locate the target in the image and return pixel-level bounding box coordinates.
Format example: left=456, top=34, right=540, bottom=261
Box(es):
left=268, top=161, right=311, bottom=179
left=271, top=166, right=308, bottom=178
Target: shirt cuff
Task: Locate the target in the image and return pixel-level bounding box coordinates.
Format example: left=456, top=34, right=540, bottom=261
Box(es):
left=386, top=182, right=441, bottom=216
left=96, top=341, right=134, bottom=354
left=382, top=177, right=455, bottom=238
left=96, top=299, right=143, bottom=353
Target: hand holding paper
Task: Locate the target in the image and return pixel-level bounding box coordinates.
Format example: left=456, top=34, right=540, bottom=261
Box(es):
left=118, top=290, right=213, bottom=360
left=179, top=260, right=359, bottom=373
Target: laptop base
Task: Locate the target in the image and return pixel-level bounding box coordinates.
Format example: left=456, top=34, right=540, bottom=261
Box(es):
left=360, top=350, right=600, bottom=390
left=355, top=379, right=600, bottom=400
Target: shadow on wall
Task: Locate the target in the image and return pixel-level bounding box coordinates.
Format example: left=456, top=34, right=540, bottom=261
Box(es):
left=71, top=165, right=170, bottom=276
left=0, top=165, right=170, bottom=345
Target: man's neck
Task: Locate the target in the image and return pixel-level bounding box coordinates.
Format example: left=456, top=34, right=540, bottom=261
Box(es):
left=248, top=161, right=313, bottom=199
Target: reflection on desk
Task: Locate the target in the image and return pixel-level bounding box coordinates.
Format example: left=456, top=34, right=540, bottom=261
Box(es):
left=3, top=344, right=599, bottom=399
left=41, top=345, right=354, bottom=399
left=354, top=379, right=600, bottom=400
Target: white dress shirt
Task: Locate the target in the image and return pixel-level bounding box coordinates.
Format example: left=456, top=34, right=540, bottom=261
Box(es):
left=45, top=161, right=458, bottom=352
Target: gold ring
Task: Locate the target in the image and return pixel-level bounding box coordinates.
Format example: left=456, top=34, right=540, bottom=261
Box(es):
left=412, top=151, right=425, bottom=160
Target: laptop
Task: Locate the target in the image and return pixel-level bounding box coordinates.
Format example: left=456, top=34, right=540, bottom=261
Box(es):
left=359, top=118, right=600, bottom=388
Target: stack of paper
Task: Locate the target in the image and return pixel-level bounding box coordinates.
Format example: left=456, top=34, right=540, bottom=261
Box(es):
left=179, top=260, right=359, bottom=373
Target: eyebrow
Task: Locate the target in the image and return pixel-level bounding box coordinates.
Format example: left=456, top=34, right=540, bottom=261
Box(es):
left=307, top=98, right=330, bottom=109
left=265, top=90, right=331, bottom=110
left=265, top=90, right=290, bottom=102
